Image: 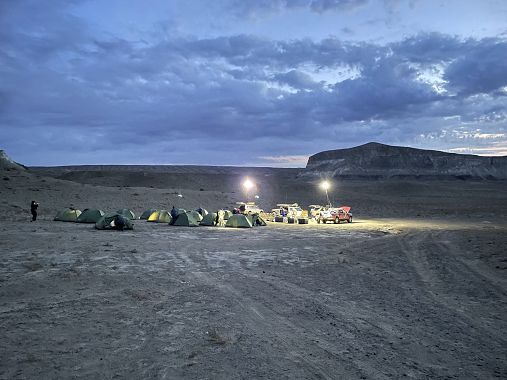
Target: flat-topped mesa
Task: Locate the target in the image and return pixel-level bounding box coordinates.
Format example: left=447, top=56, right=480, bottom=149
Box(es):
left=304, top=142, right=507, bottom=179
left=0, top=150, right=26, bottom=171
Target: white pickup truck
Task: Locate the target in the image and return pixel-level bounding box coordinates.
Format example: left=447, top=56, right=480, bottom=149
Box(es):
left=272, top=203, right=304, bottom=219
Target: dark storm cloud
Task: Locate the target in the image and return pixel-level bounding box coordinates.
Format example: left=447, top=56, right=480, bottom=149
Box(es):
left=182, top=34, right=380, bottom=69
left=228, top=0, right=368, bottom=16
left=392, top=33, right=507, bottom=96
left=0, top=1, right=506, bottom=165
left=444, top=39, right=507, bottom=96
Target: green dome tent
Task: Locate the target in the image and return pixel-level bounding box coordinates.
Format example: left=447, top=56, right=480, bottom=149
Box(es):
left=173, top=211, right=202, bottom=227
left=147, top=210, right=172, bottom=223
left=247, top=214, right=267, bottom=227
left=54, top=208, right=82, bottom=222
left=225, top=214, right=253, bottom=228
left=200, top=212, right=218, bottom=226
left=76, top=208, right=105, bottom=223
left=95, top=213, right=134, bottom=230
left=116, top=208, right=136, bottom=220
left=140, top=209, right=157, bottom=220
left=168, top=208, right=186, bottom=225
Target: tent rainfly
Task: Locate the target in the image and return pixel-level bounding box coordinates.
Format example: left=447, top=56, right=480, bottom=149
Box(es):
left=54, top=208, right=81, bottom=222
left=147, top=210, right=172, bottom=223
left=95, top=213, right=134, bottom=230
left=76, top=208, right=105, bottom=223
left=225, top=214, right=253, bottom=228
left=116, top=208, right=136, bottom=220
left=140, top=209, right=157, bottom=220
left=172, top=211, right=202, bottom=227
left=247, top=214, right=267, bottom=227
left=200, top=212, right=218, bottom=226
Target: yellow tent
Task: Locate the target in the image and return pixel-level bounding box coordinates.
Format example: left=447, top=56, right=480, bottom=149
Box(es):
left=147, top=210, right=172, bottom=223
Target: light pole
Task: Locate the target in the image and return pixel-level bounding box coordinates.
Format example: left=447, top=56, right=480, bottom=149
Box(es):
left=243, top=178, right=254, bottom=201
left=320, top=180, right=331, bottom=207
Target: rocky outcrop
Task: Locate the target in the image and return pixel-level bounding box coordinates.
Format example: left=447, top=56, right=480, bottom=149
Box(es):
left=0, top=150, right=26, bottom=171
left=304, top=142, right=507, bottom=179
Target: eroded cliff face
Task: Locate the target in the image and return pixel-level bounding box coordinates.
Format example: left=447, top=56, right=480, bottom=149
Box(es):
left=304, top=142, right=507, bottom=179
left=0, top=150, right=26, bottom=171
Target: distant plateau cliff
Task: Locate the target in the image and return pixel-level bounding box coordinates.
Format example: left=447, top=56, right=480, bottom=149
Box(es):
left=304, top=142, right=507, bottom=179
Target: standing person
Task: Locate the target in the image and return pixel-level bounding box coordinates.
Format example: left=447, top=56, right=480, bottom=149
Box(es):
left=30, top=200, right=39, bottom=222
left=170, top=205, right=178, bottom=225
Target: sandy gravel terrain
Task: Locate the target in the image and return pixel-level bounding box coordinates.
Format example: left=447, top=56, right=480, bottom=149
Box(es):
left=1, top=167, right=507, bottom=378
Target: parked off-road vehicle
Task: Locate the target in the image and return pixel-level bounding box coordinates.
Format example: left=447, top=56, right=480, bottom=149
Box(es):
left=272, top=203, right=303, bottom=219
left=318, top=206, right=352, bottom=224
left=236, top=202, right=263, bottom=214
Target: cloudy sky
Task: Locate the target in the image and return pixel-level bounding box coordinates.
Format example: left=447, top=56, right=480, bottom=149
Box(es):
left=1, top=0, right=506, bottom=166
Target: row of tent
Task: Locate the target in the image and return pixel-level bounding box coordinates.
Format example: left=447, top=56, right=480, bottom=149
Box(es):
left=54, top=208, right=135, bottom=230
left=53, top=207, right=266, bottom=229
left=54, top=208, right=135, bottom=222
left=142, top=208, right=266, bottom=228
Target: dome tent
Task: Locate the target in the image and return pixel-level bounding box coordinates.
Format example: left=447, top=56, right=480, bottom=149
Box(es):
left=168, top=208, right=187, bottom=225
left=95, top=213, right=133, bottom=230
left=147, top=210, right=172, bottom=223
left=173, top=211, right=202, bottom=227
left=140, top=209, right=157, bottom=220
left=54, top=208, right=81, bottom=222
left=76, top=208, right=105, bottom=223
left=200, top=212, right=218, bottom=226
left=247, top=214, right=267, bottom=227
left=116, top=208, right=136, bottom=220
left=225, top=214, right=253, bottom=228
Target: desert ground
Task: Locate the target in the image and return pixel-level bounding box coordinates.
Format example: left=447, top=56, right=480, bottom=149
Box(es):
left=1, top=166, right=506, bottom=379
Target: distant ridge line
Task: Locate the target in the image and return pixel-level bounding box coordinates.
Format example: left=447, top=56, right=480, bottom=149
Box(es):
left=305, top=142, right=507, bottom=179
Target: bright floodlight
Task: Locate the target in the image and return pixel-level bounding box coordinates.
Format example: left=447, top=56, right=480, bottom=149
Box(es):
left=243, top=178, right=254, bottom=190
left=320, top=180, right=330, bottom=191
left=320, top=180, right=332, bottom=207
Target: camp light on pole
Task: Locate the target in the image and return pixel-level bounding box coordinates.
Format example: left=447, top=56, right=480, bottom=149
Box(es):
left=320, top=180, right=330, bottom=191
left=320, top=180, right=332, bottom=207
left=243, top=178, right=254, bottom=190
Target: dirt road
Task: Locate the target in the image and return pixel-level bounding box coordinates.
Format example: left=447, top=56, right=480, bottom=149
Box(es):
left=1, top=219, right=505, bottom=379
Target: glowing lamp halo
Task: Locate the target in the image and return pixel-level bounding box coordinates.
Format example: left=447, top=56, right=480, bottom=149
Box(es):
left=243, top=178, right=254, bottom=190
left=320, top=180, right=331, bottom=191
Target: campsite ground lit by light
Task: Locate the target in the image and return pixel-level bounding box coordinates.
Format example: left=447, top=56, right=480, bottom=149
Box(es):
left=1, top=217, right=506, bottom=379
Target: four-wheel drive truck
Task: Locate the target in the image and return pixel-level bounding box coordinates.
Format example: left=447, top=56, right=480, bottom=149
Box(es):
left=318, top=206, right=352, bottom=224
left=236, top=202, right=263, bottom=214
left=272, top=203, right=304, bottom=219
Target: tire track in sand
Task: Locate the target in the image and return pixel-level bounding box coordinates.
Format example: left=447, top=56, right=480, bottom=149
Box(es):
left=399, top=230, right=507, bottom=345
left=176, top=252, right=372, bottom=380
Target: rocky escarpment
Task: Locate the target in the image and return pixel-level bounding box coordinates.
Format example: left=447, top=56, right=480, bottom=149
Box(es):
left=0, top=150, right=26, bottom=171
left=304, top=142, right=507, bottom=179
